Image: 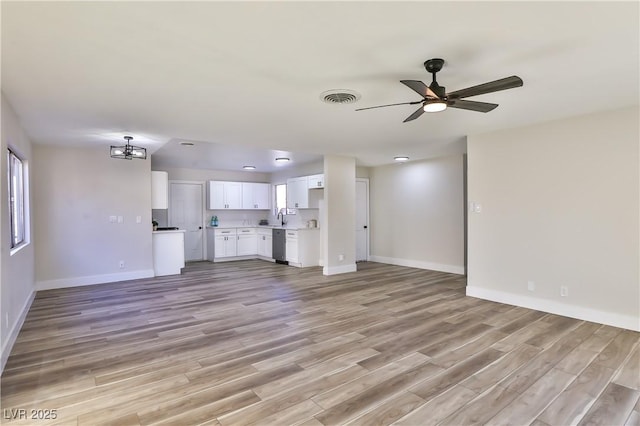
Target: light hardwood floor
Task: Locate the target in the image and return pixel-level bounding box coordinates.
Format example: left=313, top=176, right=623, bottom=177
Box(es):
left=1, top=261, right=639, bottom=425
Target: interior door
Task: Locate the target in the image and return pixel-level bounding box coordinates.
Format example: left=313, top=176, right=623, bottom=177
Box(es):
left=356, top=179, right=369, bottom=262
left=169, top=182, right=204, bottom=261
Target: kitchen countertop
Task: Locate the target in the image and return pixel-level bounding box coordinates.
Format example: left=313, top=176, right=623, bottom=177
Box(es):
left=206, top=225, right=319, bottom=231
left=153, top=229, right=186, bottom=234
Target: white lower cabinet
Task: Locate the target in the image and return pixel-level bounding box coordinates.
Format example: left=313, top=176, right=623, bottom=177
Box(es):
left=257, top=229, right=273, bottom=258
left=285, top=230, right=299, bottom=264
left=286, top=229, right=320, bottom=267
left=236, top=228, right=257, bottom=256
left=208, top=227, right=317, bottom=266
left=214, top=228, right=237, bottom=258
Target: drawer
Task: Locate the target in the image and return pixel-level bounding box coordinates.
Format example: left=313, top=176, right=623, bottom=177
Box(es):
left=214, top=228, right=237, bottom=236
left=285, top=230, right=298, bottom=239
left=237, top=227, right=256, bottom=235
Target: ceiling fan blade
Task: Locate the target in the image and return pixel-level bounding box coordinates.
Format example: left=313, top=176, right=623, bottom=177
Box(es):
left=448, top=99, right=499, bottom=113
left=447, top=76, right=523, bottom=99
left=403, top=105, right=425, bottom=122
left=400, top=80, right=439, bottom=99
left=355, top=101, right=422, bottom=111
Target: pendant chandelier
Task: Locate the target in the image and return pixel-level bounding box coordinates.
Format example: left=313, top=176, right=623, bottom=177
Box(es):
left=110, top=136, right=147, bottom=160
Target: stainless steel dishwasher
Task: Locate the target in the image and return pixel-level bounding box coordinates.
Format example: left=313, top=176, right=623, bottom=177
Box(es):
left=272, top=228, right=287, bottom=264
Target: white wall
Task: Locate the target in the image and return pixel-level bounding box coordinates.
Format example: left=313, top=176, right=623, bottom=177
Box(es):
left=158, top=166, right=271, bottom=184
left=369, top=155, right=465, bottom=274
left=467, top=106, right=640, bottom=331
left=33, top=146, right=154, bottom=289
left=270, top=160, right=323, bottom=184
left=323, top=155, right=356, bottom=275
left=1, top=93, right=36, bottom=372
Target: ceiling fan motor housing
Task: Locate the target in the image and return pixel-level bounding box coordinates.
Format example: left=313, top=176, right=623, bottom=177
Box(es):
left=424, top=58, right=444, bottom=73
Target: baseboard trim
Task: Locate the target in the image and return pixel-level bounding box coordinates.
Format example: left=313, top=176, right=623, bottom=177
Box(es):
left=323, top=264, right=357, bottom=276
left=1, top=290, right=35, bottom=373
left=36, top=269, right=155, bottom=291
left=369, top=255, right=465, bottom=275
left=466, top=285, right=640, bottom=332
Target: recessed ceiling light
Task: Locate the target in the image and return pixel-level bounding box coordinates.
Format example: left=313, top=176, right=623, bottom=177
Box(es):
left=243, top=165, right=256, bottom=170
left=275, top=157, right=290, bottom=163
left=180, top=142, right=195, bottom=146
left=394, top=156, right=410, bottom=162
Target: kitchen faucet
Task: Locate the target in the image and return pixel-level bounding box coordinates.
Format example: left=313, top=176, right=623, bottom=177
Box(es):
left=277, top=211, right=285, bottom=226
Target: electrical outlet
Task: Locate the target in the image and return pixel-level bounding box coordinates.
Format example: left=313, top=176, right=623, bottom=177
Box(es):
left=109, top=215, right=117, bottom=223
left=560, top=286, right=568, bottom=297
left=117, top=216, right=124, bottom=224
left=338, top=254, right=344, bottom=261
left=136, top=215, right=142, bottom=224
left=527, top=281, right=535, bottom=292
left=119, top=260, right=125, bottom=269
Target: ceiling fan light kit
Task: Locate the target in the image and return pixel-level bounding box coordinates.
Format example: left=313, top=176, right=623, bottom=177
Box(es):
left=423, top=101, right=447, bottom=113
left=356, top=58, right=523, bottom=122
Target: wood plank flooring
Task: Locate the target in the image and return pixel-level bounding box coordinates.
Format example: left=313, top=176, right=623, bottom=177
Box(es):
left=1, top=260, right=638, bottom=425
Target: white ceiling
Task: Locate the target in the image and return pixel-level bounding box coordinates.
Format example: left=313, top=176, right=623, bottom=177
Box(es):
left=2, top=2, right=638, bottom=172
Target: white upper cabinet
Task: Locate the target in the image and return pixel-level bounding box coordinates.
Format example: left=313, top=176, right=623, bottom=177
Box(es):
left=151, top=171, right=169, bottom=209
left=287, top=176, right=309, bottom=209
left=208, top=181, right=242, bottom=209
left=242, top=182, right=270, bottom=210
left=307, top=174, right=324, bottom=189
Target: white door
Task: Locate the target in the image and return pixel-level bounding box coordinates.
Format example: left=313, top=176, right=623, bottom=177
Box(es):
left=169, top=182, right=204, bottom=261
left=356, top=179, right=369, bottom=262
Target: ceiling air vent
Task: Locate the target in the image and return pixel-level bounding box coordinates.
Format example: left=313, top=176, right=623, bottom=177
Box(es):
left=320, top=89, right=361, bottom=105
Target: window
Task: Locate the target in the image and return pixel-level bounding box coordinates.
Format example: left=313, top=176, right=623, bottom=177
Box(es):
left=275, top=183, right=287, bottom=215
left=8, top=149, right=26, bottom=249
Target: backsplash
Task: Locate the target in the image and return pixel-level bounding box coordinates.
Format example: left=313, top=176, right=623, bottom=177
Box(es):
left=276, top=209, right=320, bottom=228
left=153, top=208, right=321, bottom=229
left=206, top=210, right=269, bottom=227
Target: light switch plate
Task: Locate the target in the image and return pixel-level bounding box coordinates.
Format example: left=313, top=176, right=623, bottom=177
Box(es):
left=136, top=216, right=142, bottom=224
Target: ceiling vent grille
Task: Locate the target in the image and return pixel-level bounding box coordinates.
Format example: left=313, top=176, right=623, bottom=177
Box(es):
left=320, top=89, right=361, bottom=104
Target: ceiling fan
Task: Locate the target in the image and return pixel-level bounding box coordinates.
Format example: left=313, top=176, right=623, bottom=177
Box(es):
left=356, top=58, right=523, bottom=122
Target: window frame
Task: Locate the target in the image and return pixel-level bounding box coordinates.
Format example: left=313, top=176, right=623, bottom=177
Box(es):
left=8, top=148, right=27, bottom=251
left=275, top=183, right=287, bottom=216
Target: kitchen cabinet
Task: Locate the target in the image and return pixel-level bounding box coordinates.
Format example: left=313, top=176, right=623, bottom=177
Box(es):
left=208, top=181, right=242, bottom=210
left=287, top=177, right=309, bottom=209
left=236, top=228, right=257, bottom=256
left=242, top=182, right=270, bottom=210
left=151, top=171, right=169, bottom=209
left=285, top=230, right=299, bottom=264
left=307, top=174, right=324, bottom=189
left=257, top=228, right=272, bottom=258
left=286, top=229, right=320, bottom=267
left=257, top=231, right=272, bottom=258
left=214, top=228, right=237, bottom=258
